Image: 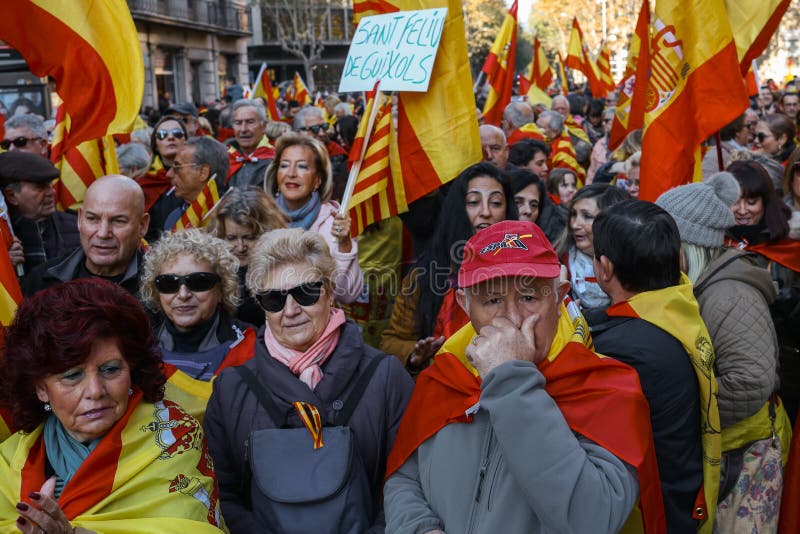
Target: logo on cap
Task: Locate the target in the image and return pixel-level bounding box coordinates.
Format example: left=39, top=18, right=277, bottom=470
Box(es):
left=480, top=233, right=532, bottom=255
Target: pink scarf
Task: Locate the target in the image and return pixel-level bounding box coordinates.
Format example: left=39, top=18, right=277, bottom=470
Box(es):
left=264, top=308, right=346, bottom=390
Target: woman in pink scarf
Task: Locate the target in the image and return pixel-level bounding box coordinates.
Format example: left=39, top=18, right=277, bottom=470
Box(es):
left=203, top=228, right=414, bottom=534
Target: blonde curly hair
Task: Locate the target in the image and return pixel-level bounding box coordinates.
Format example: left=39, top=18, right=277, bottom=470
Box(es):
left=140, top=228, right=240, bottom=314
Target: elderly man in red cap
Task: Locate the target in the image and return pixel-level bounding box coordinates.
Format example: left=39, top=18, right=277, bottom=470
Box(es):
left=384, top=220, right=666, bottom=534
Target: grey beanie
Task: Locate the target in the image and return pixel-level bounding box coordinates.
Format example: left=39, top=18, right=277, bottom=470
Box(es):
left=655, top=172, right=740, bottom=247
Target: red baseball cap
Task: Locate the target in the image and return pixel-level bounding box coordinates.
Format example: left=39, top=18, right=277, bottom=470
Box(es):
left=458, top=221, right=560, bottom=288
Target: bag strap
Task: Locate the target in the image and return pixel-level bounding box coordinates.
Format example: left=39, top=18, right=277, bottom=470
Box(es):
left=693, top=252, right=758, bottom=294
left=333, top=355, right=383, bottom=426
left=235, top=366, right=286, bottom=427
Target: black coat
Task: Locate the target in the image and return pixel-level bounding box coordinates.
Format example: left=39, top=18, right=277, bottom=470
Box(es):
left=12, top=210, right=80, bottom=274
left=203, top=321, right=414, bottom=534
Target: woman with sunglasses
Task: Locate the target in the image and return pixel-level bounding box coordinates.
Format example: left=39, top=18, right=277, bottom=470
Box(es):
left=140, top=116, right=188, bottom=242
left=754, top=114, right=796, bottom=165
left=140, top=228, right=257, bottom=422
left=264, top=133, right=363, bottom=303
left=782, top=147, right=800, bottom=211
left=203, top=228, right=414, bottom=533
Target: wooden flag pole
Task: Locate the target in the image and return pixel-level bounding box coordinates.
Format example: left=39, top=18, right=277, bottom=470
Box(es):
left=339, top=79, right=383, bottom=217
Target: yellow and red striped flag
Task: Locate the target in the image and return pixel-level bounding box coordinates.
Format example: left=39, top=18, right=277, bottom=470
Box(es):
left=481, top=0, right=518, bottom=126
left=609, top=0, right=650, bottom=152
left=353, top=0, right=482, bottom=204
left=565, top=18, right=604, bottom=97
left=595, top=41, right=616, bottom=94
left=639, top=0, right=749, bottom=202
left=726, top=0, right=790, bottom=76
left=0, top=218, right=21, bottom=326
left=252, top=63, right=281, bottom=121
left=550, top=132, right=586, bottom=186
left=524, top=37, right=554, bottom=107
left=557, top=52, right=570, bottom=96
left=346, top=91, right=407, bottom=237
left=171, top=179, right=220, bottom=232
left=292, top=72, right=312, bottom=105
left=0, top=0, right=143, bottom=154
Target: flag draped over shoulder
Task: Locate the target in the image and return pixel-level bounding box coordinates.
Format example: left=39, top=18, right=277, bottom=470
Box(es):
left=481, top=0, right=518, bottom=126
left=171, top=179, right=220, bottom=232
left=525, top=38, right=554, bottom=107
left=252, top=63, right=281, bottom=121
left=353, top=0, right=482, bottom=204
left=725, top=0, right=790, bottom=75
left=639, top=0, right=748, bottom=201
left=292, top=72, right=312, bottom=105
left=346, top=91, right=407, bottom=237
left=565, top=18, right=603, bottom=97
left=609, top=0, right=650, bottom=152
left=551, top=132, right=585, bottom=185
left=0, top=0, right=143, bottom=152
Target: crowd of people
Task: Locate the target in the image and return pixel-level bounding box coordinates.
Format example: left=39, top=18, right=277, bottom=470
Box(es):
left=0, top=74, right=799, bottom=534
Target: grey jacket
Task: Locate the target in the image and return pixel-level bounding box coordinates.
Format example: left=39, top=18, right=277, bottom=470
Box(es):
left=694, top=249, right=779, bottom=428
left=384, top=360, right=639, bottom=534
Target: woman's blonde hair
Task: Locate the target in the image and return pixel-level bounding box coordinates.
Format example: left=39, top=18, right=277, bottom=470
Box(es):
left=263, top=133, right=333, bottom=202
left=206, top=186, right=288, bottom=238
left=140, top=228, right=240, bottom=314
left=246, top=228, right=336, bottom=294
left=681, top=242, right=725, bottom=284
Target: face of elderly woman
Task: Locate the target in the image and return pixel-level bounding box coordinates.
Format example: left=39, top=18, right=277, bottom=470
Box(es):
left=158, top=254, right=222, bottom=331
left=277, top=145, right=322, bottom=211
left=35, top=337, right=131, bottom=443
left=262, top=262, right=333, bottom=351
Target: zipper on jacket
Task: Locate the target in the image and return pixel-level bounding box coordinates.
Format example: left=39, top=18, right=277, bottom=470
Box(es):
left=466, top=426, right=494, bottom=534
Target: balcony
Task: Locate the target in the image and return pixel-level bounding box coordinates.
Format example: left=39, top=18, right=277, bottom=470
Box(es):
left=127, top=0, right=250, bottom=36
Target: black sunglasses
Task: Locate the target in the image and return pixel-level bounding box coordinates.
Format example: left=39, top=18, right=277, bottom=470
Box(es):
left=154, top=272, right=220, bottom=294
left=0, top=136, right=41, bottom=150
left=301, top=123, right=329, bottom=134
left=756, top=132, right=771, bottom=143
left=256, top=280, right=325, bottom=312
left=156, top=128, right=186, bottom=140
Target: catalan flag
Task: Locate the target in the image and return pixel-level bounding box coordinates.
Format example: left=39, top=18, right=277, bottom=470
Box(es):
left=557, top=51, right=570, bottom=96
left=0, top=218, right=21, bottom=326
left=354, top=0, right=482, bottom=204
left=595, top=40, right=615, bottom=94
left=481, top=0, right=518, bottom=126
left=171, top=179, right=220, bottom=232
left=0, top=0, right=143, bottom=153
left=524, top=38, right=554, bottom=107
left=639, top=0, right=748, bottom=201
left=347, top=92, right=407, bottom=237
left=292, top=72, right=312, bottom=105
left=609, top=0, right=650, bottom=152
left=550, top=132, right=585, bottom=185
left=565, top=18, right=604, bottom=97
left=252, top=62, right=281, bottom=121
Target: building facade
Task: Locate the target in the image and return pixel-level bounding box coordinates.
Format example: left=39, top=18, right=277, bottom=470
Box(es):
left=127, top=0, right=251, bottom=111
left=248, top=0, right=354, bottom=93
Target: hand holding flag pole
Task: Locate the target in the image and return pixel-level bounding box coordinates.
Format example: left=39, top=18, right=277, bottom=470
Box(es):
left=339, top=80, right=384, bottom=217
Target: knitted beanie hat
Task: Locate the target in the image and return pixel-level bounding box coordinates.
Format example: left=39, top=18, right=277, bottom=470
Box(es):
left=655, top=172, right=740, bottom=247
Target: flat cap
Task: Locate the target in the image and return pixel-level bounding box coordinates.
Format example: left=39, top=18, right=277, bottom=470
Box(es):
left=165, top=102, right=199, bottom=118
left=0, top=152, right=59, bottom=186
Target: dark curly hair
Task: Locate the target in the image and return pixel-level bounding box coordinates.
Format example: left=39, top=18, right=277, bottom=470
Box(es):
left=0, top=279, right=165, bottom=433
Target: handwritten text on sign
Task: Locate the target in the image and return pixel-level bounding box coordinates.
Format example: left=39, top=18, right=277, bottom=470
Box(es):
left=338, top=8, right=447, bottom=93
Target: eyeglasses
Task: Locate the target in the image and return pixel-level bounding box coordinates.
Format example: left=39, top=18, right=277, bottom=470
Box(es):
left=255, top=280, right=325, bottom=312
left=171, top=161, right=199, bottom=170
left=0, top=136, right=43, bottom=150
left=300, top=123, right=329, bottom=134
left=755, top=132, right=772, bottom=143
left=155, top=128, right=186, bottom=140
left=154, top=272, right=220, bottom=294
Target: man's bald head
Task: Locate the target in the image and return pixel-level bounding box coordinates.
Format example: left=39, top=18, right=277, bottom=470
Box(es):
left=78, top=174, right=149, bottom=277
left=479, top=125, right=508, bottom=168
left=551, top=96, right=570, bottom=118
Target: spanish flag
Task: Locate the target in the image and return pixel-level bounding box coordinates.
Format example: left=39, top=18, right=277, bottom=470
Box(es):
left=252, top=62, right=281, bottom=121
left=292, top=72, right=312, bottom=105
left=639, top=0, right=749, bottom=201
left=726, top=0, right=790, bottom=75
left=0, top=219, right=21, bottom=327
left=481, top=0, right=518, bottom=126
left=346, top=91, right=407, bottom=237
left=596, top=40, right=616, bottom=94
left=353, top=0, right=482, bottom=204
left=524, top=37, right=554, bottom=107
left=565, top=18, right=604, bottom=97
left=0, top=0, right=143, bottom=153
left=171, top=179, right=220, bottom=232
left=609, top=0, right=650, bottom=152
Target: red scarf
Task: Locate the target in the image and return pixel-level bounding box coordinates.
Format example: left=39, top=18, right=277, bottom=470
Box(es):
left=725, top=236, right=800, bottom=272
left=386, top=342, right=665, bottom=534
left=226, top=144, right=276, bottom=184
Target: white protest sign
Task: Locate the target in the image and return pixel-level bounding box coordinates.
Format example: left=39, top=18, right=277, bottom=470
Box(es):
left=338, top=8, right=447, bottom=93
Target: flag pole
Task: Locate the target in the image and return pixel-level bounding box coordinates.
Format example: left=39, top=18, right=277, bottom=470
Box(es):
left=339, top=80, right=383, bottom=217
